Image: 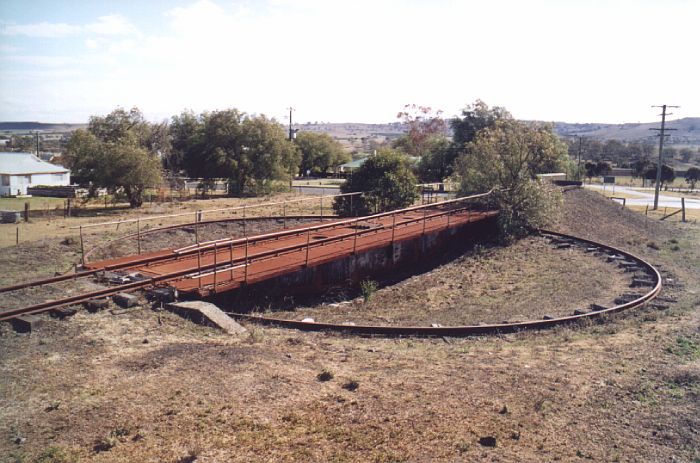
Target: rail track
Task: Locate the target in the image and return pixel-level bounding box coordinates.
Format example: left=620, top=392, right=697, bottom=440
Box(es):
left=0, top=192, right=494, bottom=322
left=226, top=229, right=663, bottom=336
left=0, top=186, right=663, bottom=333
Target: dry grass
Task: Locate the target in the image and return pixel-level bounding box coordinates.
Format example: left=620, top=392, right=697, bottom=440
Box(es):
left=1, top=187, right=699, bottom=462
left=271, top=236, right=631, bottom=325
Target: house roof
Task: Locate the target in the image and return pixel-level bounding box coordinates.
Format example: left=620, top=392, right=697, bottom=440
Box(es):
left=0, top=152, right=69, bottom=175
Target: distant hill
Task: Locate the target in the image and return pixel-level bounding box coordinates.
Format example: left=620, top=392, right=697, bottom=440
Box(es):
left=0, top=122, right=86, bottom=132
left=551, top=117, right=700, bottom=145
left=2, top=117, right=699, bottom=145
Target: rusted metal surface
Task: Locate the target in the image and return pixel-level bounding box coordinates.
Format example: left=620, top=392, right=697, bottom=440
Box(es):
left=0, top=192, right=495, bottom=321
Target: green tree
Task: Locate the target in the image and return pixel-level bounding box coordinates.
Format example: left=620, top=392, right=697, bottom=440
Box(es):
left=451, top=100, right=511, bottom=149
left=65, top=107, right=163, bottom=207
left=454, top=119, right=566, bottom=240
left=684, top=166, right=699, bottom=190
left=595, top=161, right=612, bottom=177
left=295, top=132, right=349, bottom=176
left=584, top=161, right=597, bottom=183
left=417, top=137, right=454, bottom=182
left=644, top=164, right=675, bottom=188
left=169, top=109, right=300, bottom=196
left=334, top=149, right=418, bottom=216
left=395, top=104, right=447, bottom=158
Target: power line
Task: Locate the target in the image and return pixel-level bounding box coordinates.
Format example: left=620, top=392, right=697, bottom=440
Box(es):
left=650, top=104, right=679, bottom=210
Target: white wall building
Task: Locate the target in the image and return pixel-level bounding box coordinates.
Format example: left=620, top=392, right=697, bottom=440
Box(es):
left=0, top=152, right=70, bottom=196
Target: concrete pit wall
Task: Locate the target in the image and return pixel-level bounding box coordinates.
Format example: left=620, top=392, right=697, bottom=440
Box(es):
left=208, top=213, right=498, bottom=309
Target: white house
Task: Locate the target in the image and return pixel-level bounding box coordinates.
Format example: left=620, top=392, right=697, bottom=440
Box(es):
left=0, top=152, right=70, bottom=196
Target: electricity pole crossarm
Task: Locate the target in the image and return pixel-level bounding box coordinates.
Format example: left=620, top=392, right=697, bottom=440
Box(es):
left=650, top=105, right=679, bottom=210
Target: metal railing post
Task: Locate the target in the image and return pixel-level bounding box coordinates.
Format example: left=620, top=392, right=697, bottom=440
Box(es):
left=229, top=241, right=234, bottom=281
left=320, top=196, right=323, bottom=221
left=391, top=211, right=396, bottom=244
left=213, top=242, right=218, bottom=291
left=353, top=219, right=359, bottom=254
left=283, top=201, right=287, bottom=229
left=422, top=207, right=427, bottom=235
left=305, top=225, right=311, bottom=266
left=244, top=237, right=249, bottom=284
left=197, top=247, right=202, bottom=289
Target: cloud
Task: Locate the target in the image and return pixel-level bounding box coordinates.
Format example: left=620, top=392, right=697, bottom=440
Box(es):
left=1, top=14, right=139, bottom=38
left=85, top=14, right=140, bottom=36
left=1, top=21, right=80, bottom=38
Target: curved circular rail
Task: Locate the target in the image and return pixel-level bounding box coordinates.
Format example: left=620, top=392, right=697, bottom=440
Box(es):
left=226, top=229, right=662, bottom=336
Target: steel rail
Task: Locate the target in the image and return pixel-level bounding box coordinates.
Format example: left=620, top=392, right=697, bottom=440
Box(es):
left=226, top=230, right=662, bottom=337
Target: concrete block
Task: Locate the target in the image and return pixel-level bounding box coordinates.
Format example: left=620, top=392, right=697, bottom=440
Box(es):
left=10, top=315, right=44, bottom=333
left=113, top=293, right=139, bottom=308
left=84, top=298, right=110, bottom=313
left=166, top=301, right=247, bottom=335
left=146, top=287, right=177, bottom=303
left=50, top=306, right=79, bottom=319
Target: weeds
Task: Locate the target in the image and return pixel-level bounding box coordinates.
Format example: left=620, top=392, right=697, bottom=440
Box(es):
left=34, top=447, right=72, bottom=463
left=317, top=369, right=334, bottom=382
left=666, top=336, right=700, bottom=360
left=247, top=327, right=265, bottom=344
left=360, top=279, right=378, bottom=302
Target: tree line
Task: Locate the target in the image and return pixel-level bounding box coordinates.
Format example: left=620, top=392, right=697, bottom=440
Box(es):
left=64, top=107, right=350, bottom=207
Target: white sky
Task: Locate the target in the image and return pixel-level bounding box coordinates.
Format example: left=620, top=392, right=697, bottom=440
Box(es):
left=1, top=0, right=698, bottom=124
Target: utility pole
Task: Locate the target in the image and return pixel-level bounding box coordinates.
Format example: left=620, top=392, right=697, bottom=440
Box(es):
left=650, top=105, right=679, bottom=210
left=577, top=136, right=584, bottom=181
left=287, top=107, right=296, bottom=189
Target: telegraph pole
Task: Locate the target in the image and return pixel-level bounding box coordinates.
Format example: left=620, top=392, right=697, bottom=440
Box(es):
left=650, top=105, right=679, bottom=210
left=577, top=136, right=584, bottom=181
left=287, top=107, right=296, bottom=189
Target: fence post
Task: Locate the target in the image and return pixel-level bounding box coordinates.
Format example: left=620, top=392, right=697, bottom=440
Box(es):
left=682, top=198, right=686, bottom=222
left=350, top=194, right=354, bottom=216
left=283, top=201, right=287, bottom=229
left=391, top=211, right=396, bottom=244
left=305, top=225, right=311, bottom=266
left=194, top=211, right=199, bottom=244
left=422, top=207, right=427, bottom=235
left=243, top=205, right=247, bottom=237
left=79, top=225, right=85, bottom=266
left=137, top=219, right=141, bottom=255
left=16, top=226, right=19, bottom=245
left=24, top=202, right=29, bottom=222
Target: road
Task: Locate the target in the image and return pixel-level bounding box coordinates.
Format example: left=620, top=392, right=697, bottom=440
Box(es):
left=584, top=184, right=700, bottom=209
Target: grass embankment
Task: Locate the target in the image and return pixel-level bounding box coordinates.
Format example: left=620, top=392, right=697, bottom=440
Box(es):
left=0, top=187, right=699, bottom=462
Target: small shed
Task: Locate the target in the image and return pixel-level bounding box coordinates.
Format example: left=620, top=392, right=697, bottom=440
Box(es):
left=0, top=152, right=70, bottom=196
